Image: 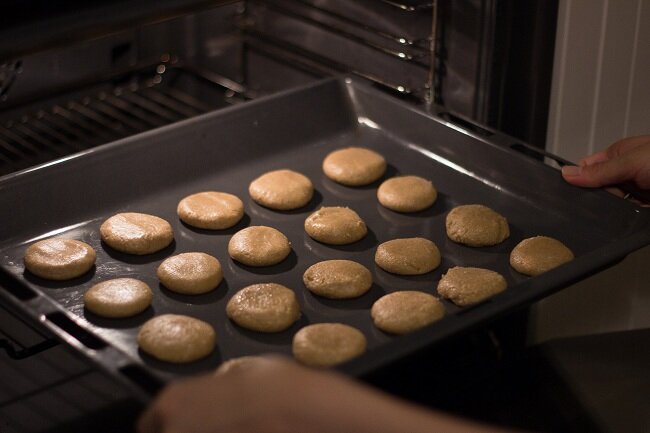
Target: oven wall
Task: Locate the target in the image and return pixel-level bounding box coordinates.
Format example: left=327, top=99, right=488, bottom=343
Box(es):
left=532, top=0, right=650, bottom=343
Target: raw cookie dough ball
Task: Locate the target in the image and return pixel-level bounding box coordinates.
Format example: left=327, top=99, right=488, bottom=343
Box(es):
left=437, top=267, right=507, bottom=306
left=322, top=147, right=387, bottom=186
left=215, top=356, right=265, bottom=375
left=137, top=314, right=216, bottom=363
left=84, top=278, right=153, bottom=318
left=292, top=323, right=367, bottom=368
left=24, top=238, right=96, bottom=280
left=100, top=212, right=173, bottom=255
left=304, top=207, right=367, bottom=245
left=228, top=226, right=291, bottom=266
left=226, top=283, right=301, bottom=332
left=303, top=260, right=372, bottom=299
left=157, top=252, right=223, bottom=295
left=510, top=236, right=574, bottom=276
left=177, top=191, right=244, bottom=230
left=375, top=238, right=441, bottom=275
left=249, top=169, right=314, bottom=210
left=445, top=204, right=509, bottom=247
left=377, top=175, right=437, bottom=212
left=371, top=291, right=445, bottom=335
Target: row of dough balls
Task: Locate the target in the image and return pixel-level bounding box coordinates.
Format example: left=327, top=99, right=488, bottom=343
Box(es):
left=137, top=313, right=368, bottom=368
left=138, top=255, right=541, bottom=368
left=23, top=205, right=574, bottom=283
left=136, top=283, right=445, bottom=367
left=23, top=235, right=561, bottom=314
left=248, top=147, right=437, bottom=213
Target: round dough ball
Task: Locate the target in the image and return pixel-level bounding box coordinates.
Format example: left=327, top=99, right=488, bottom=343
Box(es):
left=371, top=291, right=445, bottom=335
left=24, top=238, right=96, bottom=280
left=437, top=267, right=507, bottom=306
left=375, top=238, right=441, bottom=275
left=177, top=191, right=244, bottom=230
left=303, top=260, right=372, bottom=299
left=304, top=207, right=367, bottom=245
left=292, top=323, right=367, bottom=368
left=322, top=147, right=387, bottom=186
left=226, top=283, right=300, bottom=333
left=84, top=278, right=153, bottom=318
left=445, top=205, right=509, bottom=247
left=228, top=226, right=291, bottom=267
left=215, top=356, right=265, bottom=375
left=137, top=314, right=216, bottom=363
left=100, top=212, right=173, bottom=255
left=249, top=169, right=314, bottom=210
left=157, top=252, right=223, bottom=295
left=377, top=175, right=437, bottom=212
left=510, top=236, right=574, bottom=276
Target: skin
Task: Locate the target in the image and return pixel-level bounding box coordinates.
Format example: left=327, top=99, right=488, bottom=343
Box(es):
left=137, top=357, right=507, bottom=433
left=561, top=135, right=650, bottom=205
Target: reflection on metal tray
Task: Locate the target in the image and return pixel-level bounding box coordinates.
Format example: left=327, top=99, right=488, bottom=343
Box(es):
left=0, top=77, right=648, bottom=401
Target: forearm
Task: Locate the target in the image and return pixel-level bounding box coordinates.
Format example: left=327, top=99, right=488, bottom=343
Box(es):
left=288, top=368, right=509, bottom=433
left=138, top=357, right=514, bottom=433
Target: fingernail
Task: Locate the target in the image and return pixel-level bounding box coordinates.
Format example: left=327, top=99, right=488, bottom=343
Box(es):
left=562, top=165, right=581, bottom=177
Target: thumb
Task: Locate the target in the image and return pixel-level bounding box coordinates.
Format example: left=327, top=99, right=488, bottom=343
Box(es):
left=561, top=158, right=630, bottom=188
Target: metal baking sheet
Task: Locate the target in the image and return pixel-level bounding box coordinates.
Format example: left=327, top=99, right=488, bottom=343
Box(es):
left=1, top=77, right=649, bottom=395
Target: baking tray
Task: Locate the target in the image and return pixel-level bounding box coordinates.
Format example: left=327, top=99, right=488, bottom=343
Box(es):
left=1, top=77, right=649, bottom=400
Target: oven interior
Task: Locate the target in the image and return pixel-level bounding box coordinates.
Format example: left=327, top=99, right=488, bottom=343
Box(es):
left=0, top=1, right=578, bottom=432
left=0, top=0, right=558, bottom=177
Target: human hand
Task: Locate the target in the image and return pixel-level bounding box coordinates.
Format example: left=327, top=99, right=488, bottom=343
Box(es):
left=561, top=135, right=650, bottom=204
left=137, top=356, right=506, bottom=433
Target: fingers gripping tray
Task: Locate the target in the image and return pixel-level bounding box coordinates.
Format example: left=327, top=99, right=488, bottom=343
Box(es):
left=1, top=77, right=649, bottom=399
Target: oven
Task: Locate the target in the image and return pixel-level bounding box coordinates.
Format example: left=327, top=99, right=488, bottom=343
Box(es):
left=1, top=1, right=648, bottom=432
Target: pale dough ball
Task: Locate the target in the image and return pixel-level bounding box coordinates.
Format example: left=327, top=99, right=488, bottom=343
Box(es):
left=510, top=236, right=574, bottom=276
left=375, top=238, right=441, bottom=275
left=177, top=191, right=244, bottom=230
left=157, top=252, right=223, bottom=295
left=371, top=291, right=445, bottom=334
left=292, top=323, right=367, bottom=368
left=24, top=238, right=96, bottom=280
left=322, top=147, right=386, bottom=186
left=84, top=278, right=153, bottom=318
left=437, top=267, right=507, bottom=306
left=228, top=226, right=291, bottom=266
left=215, top=356, right=265, bottom=375
left=100, top=212, right=173, bottom=255
left=249, top=169, right=314, bottom=210
left=226, top=283, right=300, bottom=332
left=446, top=204, right=509, bottom=247
left=304, top=207, right=367, bottom=245
left=137, top=314, right=216, bottom=363
left=377, top=175, right=437, bottom=212
left=303, top=260, right=372, bottom=299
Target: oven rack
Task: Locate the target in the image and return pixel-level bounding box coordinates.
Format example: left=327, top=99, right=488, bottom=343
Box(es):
left=287, top=0, right=432, bottom=47
left=0, top=60, right=245, bottom=178
left=383, top=0, right=433, bottom=11
left=0, top=299, right=140, bottom=432
left=240, top=0, right=438, bottom=102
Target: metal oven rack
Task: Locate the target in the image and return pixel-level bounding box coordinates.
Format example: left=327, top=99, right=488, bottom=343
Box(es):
left=0, top=62, right=222, bottom=176
left=239, top=0, right=436, bottom=101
